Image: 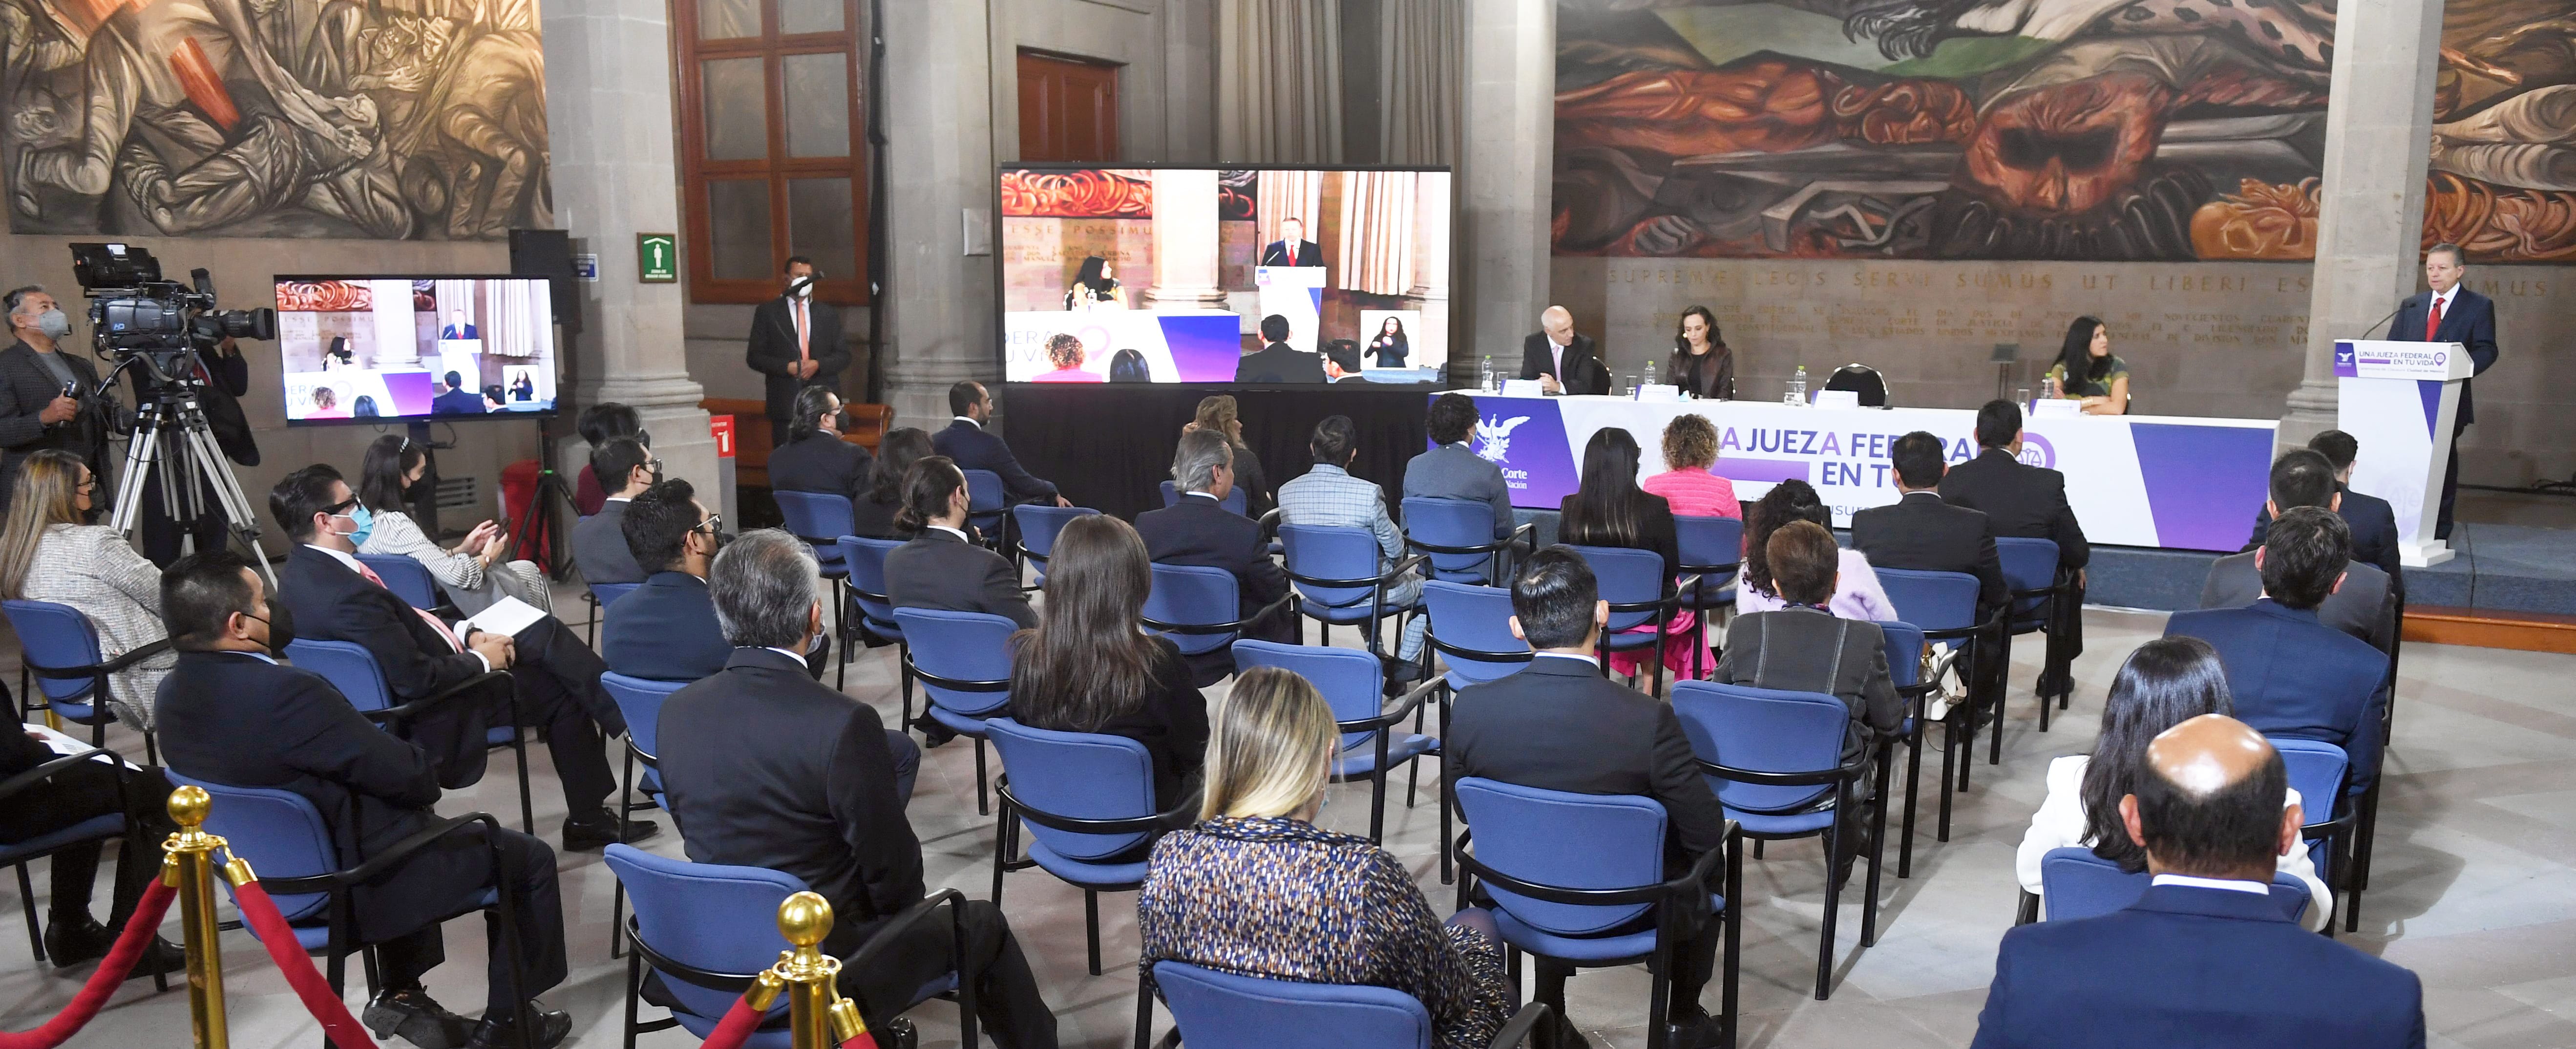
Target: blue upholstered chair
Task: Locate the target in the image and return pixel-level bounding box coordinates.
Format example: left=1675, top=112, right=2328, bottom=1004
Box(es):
left=599, top=671, right=686, bottom=958
left=1564, top=544, right=1692, bottom=697
left=2273, top=736, right=2356, bottom=932
left=893, top=608, right=1018, bottom=815
left=1673, top=514, right=1743, bottom=681
left=355, top=554, right=446, bottom=614
left=1277, top=524, right=1426, bottom=662
left=283, top=638, right=529, bottom=834
left=1875, top=567, right=1996, bottom=834
left=2027, top=847, right=2309, bottom=925
left=1400, top=496, right=1531, bottom=585
left=961, top=469, right=1010, bottom=554
left=1012, top=504, right=1098, bottom=586
left=1230, top=641, right=1439, bottom=850
left=1146, top=960, right=1551, bottom=1049
left=1141, top=563, right=1293, bottom=681
left=985, top=718, right=1193, bottom=976
left=1160, top=480, right=1247, bottom=517
left=1, top=599, right=165, bottom=759
left=772, top=491, right=853, bottom=661
left=1421, top=580, right=1532, bottom=695
left=1878, top=620, right=1939, bottom=880
left=1993, top=536, right=2076, bottom=729
left=837, top=535, right=911, bottom=708
left=0, top=746, right=154, bottom=986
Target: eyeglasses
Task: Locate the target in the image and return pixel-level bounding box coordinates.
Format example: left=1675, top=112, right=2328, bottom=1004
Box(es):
left=326, top=497, right=359, bottom=517
left=646, top=459, right=664, bottom=474
left=693, top=513, right=723, bottom=535
left=73, top=477, right=97, bottom=493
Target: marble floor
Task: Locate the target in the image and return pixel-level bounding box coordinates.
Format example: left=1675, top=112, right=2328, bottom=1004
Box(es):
left=6, top=593, right=2576, bottom=1049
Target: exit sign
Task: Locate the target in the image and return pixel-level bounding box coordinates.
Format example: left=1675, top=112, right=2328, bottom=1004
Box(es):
left=637, top=234, right=677, bottom=283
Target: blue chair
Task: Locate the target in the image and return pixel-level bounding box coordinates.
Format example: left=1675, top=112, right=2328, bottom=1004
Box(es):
left=168, top=771, right=518, bottom=1012
left=1421, top=580, right=1532, bottom=695
left=1160, top=480, right=1249, bottom=517
left=893, top=608, right=1018, bottom=815
left=1452, top=777, right=1735, bottom=1049
left=599, top=671, right=686, bottom=958
left=1400, top=496, right=1531, bottom=585
left=284, top=638, right=531, bottom=834
left=962, top=469, right=1011, bottom=554
left=1671, top=680, right=1882, bottom=999
left=1231, top=640, right=1440, bottom=849
left=1012, top=504, right=1098, bottom=586
left=1147, top=960, right=1551, bottom=1049
left=1674, top=514, right=1743, bottom=682
left=773, top=491, right=854, bottom=660
left=1993, top=536, right=2075, bottom=730
left=837, top=535, right=913, bottom=710
left=1, top=599, right=166, bottom=759
left=356, top=553, right=446, bottom=613
left=604, top=845, right=977, bottom=1049
left=985, top=718, right=1193, bottom=976
left=0, top=746, right=155, bottom=985
left=1277, top=523, right=1426, bottom=664
left=1875, top=567, right=1995, bottom=840
left=1565, top=545, right=1692, bottom=698
left=1141, top=563, right=1293, bottom=680
left=1878, top=621, right=1938, bottom=880
left=584, top=581, right=641, bottom=647
left=2026, top=847, right=2310, bottom=925
left=2273, top=737, right=2355, bottom=932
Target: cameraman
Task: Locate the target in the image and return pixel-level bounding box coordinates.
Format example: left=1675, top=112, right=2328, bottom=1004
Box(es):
left=132, top=335, right=258, bottom=565
left=0, top=287, right=110, bottom=514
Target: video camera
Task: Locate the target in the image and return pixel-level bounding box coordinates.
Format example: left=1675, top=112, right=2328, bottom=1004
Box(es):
left=68, top=243, right=276, bottom=355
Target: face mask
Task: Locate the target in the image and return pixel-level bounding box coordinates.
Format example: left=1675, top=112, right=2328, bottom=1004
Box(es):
left=788, top=276, right=815, bottom=300
left=250, top=600, right=297, bottom=657
left=338, top=504, right=375, bottom=548
left=37, top=309, right=71, bottom=340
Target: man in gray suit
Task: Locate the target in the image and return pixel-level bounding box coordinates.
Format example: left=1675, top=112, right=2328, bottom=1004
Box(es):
left=1402, top=392, right=1517, bottom=542
left=2201, top=449, right=2395, bottom=652
left=572, top=438, right=655, bottom=586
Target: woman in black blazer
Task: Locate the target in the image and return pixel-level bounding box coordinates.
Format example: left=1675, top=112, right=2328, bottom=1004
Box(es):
left=1008, top=514, right=1208, bottom=814
left=1664, top=305, right=1735, bottom=400
left=851, top=427, right=931, bottom=539
left=1558, top=427, right=1687, bottom=678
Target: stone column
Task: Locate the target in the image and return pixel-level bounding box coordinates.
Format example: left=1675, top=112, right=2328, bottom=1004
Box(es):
left=882, top=0, right=999, bottom=427
left=1460, top=0, right=1554, bottom=384
left=542, top=0, right=714, bottom=490
left=1142, top=168, right=1229, bottom=310
left=1405, top=171, right=1454, bottom=379
left=2280, top=0, right=2446, bottom=449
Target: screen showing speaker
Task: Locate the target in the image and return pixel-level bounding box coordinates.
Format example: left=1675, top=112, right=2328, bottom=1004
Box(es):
left=274, top=276, right=559, bottom=425
left=996, top=165, right=1451, bottom=385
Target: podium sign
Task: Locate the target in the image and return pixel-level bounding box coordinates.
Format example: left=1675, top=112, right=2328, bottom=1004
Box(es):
left=1253, top=266, right=1327, bottom=354
left=2334, top=339, right=2473, bottom=567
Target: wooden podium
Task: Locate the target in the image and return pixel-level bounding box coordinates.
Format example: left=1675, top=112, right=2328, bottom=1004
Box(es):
left=2334, top=339, right=2474, bottom=567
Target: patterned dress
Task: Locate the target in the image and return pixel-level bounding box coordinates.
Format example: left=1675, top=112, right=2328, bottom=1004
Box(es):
left=1138, top=816, right=1516, bottom=1049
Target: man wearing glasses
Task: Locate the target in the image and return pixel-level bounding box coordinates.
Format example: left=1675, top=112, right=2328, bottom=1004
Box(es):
left=571, top=437, right=658, bottom=586
left=602, top=479, right=798, bottom=683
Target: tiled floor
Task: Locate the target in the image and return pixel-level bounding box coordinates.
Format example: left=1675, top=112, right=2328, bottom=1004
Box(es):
left=6, top=590, right=2575, bottom=1048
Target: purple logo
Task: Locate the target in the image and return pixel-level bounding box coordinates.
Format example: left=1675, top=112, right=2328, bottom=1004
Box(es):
left=2017, top=432, right=2057, bottom=469
left=1432, top=395, right=1577, bottom=508
left=2332, top=342, right=2358, bottom=378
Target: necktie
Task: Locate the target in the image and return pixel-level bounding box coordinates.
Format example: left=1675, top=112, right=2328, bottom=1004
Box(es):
left=796, top=300, right=811, bottom=361
left=1288, top=243, right=1297, bottom=265
left=355, top=561, right=466, bottom=653
left=2424, top=295, right=2444, bottom=341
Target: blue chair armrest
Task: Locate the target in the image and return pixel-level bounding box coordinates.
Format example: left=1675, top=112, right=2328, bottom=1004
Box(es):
left=0, top=748, right=119, bottom=804
left=1490, top=1003, right=1552, bottom=1049
left=263, top=812, right=504, bottom=895
left=364, top=670, right=515, bottom=727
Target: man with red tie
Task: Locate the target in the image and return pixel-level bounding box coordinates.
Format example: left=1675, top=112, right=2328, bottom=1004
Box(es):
left=2386, top=242, right=2500, bottom=540
left=747, top=256, right=849, bottom=445
left=1258, top=216, right=1324, bottom=268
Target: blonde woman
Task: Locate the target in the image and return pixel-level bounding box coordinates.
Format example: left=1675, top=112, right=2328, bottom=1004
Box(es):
left=1137, top=667, right=1514, bottom=1049
left=0, top=450, right=175, bottom=728
left=1182, top=395, right=1269, bottom=515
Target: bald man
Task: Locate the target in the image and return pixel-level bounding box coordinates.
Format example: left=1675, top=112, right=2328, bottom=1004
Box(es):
left=1519, top=306, right=1608, bottom=395
left=1972, top=715, right=2423, bottom=1049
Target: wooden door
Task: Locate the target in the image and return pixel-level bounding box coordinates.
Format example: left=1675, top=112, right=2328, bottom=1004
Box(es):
left=1017, top=51, right=1120, bottom=163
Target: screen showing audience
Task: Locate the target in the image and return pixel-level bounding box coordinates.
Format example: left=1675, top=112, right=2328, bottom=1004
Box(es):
left=274, top=276, right=560, bottom=425
left=997, top=165, right=1453, bottom=385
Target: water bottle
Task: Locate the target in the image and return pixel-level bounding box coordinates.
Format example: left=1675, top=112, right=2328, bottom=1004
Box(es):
left=1480, top=356, right=1495, bottom=391
left=1790, top=364, right=1809, bottom=406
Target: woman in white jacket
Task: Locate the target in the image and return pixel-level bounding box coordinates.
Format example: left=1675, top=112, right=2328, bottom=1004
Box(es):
left=353, top=434, right=554, bottom=616
left=2015, top=636, right=2333, bottom=930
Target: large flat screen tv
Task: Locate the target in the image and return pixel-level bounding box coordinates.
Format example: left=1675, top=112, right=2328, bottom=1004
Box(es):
left=995, top=164, right=1452, bottom=386
left=274, top=275, right=559, bottom=426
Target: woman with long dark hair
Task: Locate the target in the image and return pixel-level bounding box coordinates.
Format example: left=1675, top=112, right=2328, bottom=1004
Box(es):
left=355, top=434, right=553, bottom=614
left=854, top=427, right=932, bottom=539
left=1558, top=427, right=1692, bottom=678
left=2046, top=315, right=2129, bottom=415
left=1664, top=305, right=1734, bottom=399
left=1736, top=479, right=1895, bottom=621
left=1368, top=316, right=1410, bottom=368
left=1063, top=255, right=1126, bottom=310
left=2014, top=637, right=2330, bottom=926
left=1008, top=514, right=1207, bottom=810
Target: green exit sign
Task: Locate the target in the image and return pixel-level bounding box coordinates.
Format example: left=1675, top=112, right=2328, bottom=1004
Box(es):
left=637, top=234, right=677, bottom=283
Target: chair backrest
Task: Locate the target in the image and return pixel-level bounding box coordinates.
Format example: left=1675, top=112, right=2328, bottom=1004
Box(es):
left=1879, top=621, right=1927, bottom=692
left=1152, top=961, right=1433, bottom=1049
left=1993, top=537, right=2059, bottom=622
left=164, top=771, right=340, bottom=923
left=1673, top=514, right=1743, bottom=572
left=1875, top=568, right=1981, bottom=633
left=891, top=607, right=1018, bottom=717
left=603, top=844, right=802, bottom=1022
left=355, top=554, right=442, bottom=611
left=1277, top=524, right=1388, bottom=610
left=592, top=582, right=642, bottom=612
left=1, top=599, right=104, bottom=702
left=771, top=490, right=856, bottom=547
left=1823, top=364, right=1887, bottom=407
left=1229, top=639, right=1382, bottom=750
left=1453, top=777, right=1667, bottom=935
left=1670, top=681, right=1849, bottom=815
left=1145, top=563, right=1245, bottom=656
left=1159, top=480, right=1182, bottom=508
left=1013, top=505, right=1098, bottom=562
left=601, top=672, right=687, bottom=762
left=1565, top=544, right=1666, bottom=632
left=283, top=639, right=397, bottom=714
left=1421, top=580, right=1530, bottom=687
left=2037, top=847, right=2308, bottom=924
left=1401, top=497, right=1503, bottom=581
left=962, top=469, right=1006, bottom=514
left=985, top=718, right=1159, bottom=861
left=2270, top=737, right=2349, bottom=831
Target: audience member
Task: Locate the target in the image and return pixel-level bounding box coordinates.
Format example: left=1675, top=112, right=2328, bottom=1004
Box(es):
left=1939, top=400, right=2089, bottom=693
left=2244, top=430, right=2405, bottom=585
left=933, top=381, right=1068, bottom=508
left=600, top=480, right=734, bottom=682
left=1404, top=392, right=1517, bottom=541
left=572, top=402, right=645, bottom=517
left=1737, top=480, right=1896, bottom=621
left=1558, top=428, right=1693, bottom=679
left=1182, top=395, right=1270, bottom=517
left=571, top=437, right=655, bottom=586
left=270, top=465, right=653, bottom=850
left=1971, top=715, right=2423, bottom=1048
left=1640, top=413, right=1740, bottom=519
left=1444, top=547, right=1728, bottom=1048
left=0, top=450, right=174, bottom=728
left=2166, top=507, right=2391, bottom=798
left=1007, top=514, right=1207, bottom=812
left=854, top=427, right=932, bottom=540
left=658, top=531, right=1044, bottom=1043
left=1139, top=667, right=1514, bottom=1049
left=1234, top=314, right=1326, bottom=384
left=884, top=455, right=1037, bottom=630
left=1850, top=431, right=2008, bottom=618
left=1134, top=429, right=1295, bottom=683
left=1277, top=415, right=1426, bottom=680
left=2205, top=449, right=2396, bottom=651
left=155, top=551, right=573, bottom=1049
left=2013, top=637, right=2330, bottom=928
left=0, top=716, right=181, bottom=978
left=358, top=435, right=553, bottom=615
left=767, top=385, right=874, bottom=507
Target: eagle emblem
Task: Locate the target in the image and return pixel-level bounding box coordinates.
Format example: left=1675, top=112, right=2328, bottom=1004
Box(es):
left=1475, top=415, right=1531, bottom=463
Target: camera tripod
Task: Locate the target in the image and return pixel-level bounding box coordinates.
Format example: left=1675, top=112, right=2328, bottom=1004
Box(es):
left=106, top=376, right=276, bottom=589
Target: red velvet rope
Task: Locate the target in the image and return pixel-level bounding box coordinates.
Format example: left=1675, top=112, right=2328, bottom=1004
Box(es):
left=228, top=880, right=375, bottom=1049
left=697, top=991, right=769, bottom=1049
left=0, top=878, right=174, bottom=1049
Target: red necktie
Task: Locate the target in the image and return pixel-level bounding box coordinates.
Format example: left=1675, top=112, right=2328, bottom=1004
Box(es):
left=1286, top=243, right=1296, bottom=265
left=2425, top=296, right=2444, bottom=341
left=355, top=561, right=466, bottom=653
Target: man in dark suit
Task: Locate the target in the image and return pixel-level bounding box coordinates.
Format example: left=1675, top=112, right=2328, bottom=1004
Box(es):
left=1445, top=547, right=1729, bottom=1048
left=1939, top=400, right=2090, bottom=696
left=154, top=551, right=575, bottom=1049
left=1852, top=431, right=2009, bottom=618
left=431, top=371, right=486, bottom=415
left=932, top=381, right=1068, bottom=507
left=1134, top=430, right=1294, bottom=682
left=1970, top=714, right=2423, bottom=1049
left=1257, top=216, right=1322, bottom=267
left=2166, top=508, right=2391, bottom=799
left=1406, top=392, right=1519, bottom=542
left=766, top=385, right=873, bottom=505
left=269, top=465, right=652, bottom=851
left=2388, top=243, right=2499, bottom=540
left=883, top=455, right=1036, bottom=630
left=1232, top=314, right=1326, bottom=384
left=0, top=286, right=112, bottom=513
left=657, top=532, right=1038, bottom=1042
left=1519, top=305, right=1609, bottom=396
left=136, top=336, right=260, bottom=565
left=2207, top=449, right=2396, bottom=651
left=2242, top=430, right=2405, bottom=589
left=1321, top=339, right=1370, bottom=383
left=571, top=437, right=654, bottom=586
left=747, top=256, right=849, bottom=445
left=601, top=479, right=732, bottom=682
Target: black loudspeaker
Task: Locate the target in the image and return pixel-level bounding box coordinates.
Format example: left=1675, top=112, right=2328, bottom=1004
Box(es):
left=508, top=228, right=581, bottom=334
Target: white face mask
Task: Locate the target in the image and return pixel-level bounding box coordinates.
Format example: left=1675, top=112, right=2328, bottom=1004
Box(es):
left=787, top=275, right=815, bottom=300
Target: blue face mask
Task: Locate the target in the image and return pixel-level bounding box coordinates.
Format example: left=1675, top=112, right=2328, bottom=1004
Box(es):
left=340, top=504, right=374, bottom=548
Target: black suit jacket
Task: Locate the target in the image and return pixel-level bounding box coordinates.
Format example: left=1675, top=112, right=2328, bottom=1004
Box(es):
left=1850, top=491, right=2009, bottom=616
left=572, top=499, right=644, bottom=585
left=2200, top=553, right=2395, bottom=653
left=2244, top=486, right=2404, bottom=589
left=851, top=491, right=908, bottom=540
left=279, top=545, right=495, bottom=785
left=190, top=346, right=257, bottom=465
left=1446, top=655, right=1728, bottom=873
left=657, top=647, right=918, bottom=957
left=431, top=389, right=486, bottom=415
left=1713, top=607, right=1903, bottom=736
left=0, top=342, right=110, bottom=501
left=747, top=296, right=849, bottom=434
left=1259, top=239, right=1323, bottom=267
left=2388, top=286, right=2499, bottom=428
left=601, top=572, right=733, bottom=683
left=1520, top=332, right=1609, bottom=395
left=1233, top=342, right=1326, bottom=385
left=1938, top=448, right=2090, bottom=569
left=768, top=430, right=875, bottom=506
left=932, top=419, right=1057, bottom=504
left=883, top=528, right=1036, bottom=629
left=1135, top=493, right=1291, bottom=634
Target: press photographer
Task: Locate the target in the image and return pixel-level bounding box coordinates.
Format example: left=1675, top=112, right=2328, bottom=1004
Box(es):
left=0, top=286, right=113, bottom=515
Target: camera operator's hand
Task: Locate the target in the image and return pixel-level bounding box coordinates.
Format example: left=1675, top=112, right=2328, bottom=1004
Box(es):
left=40, top=394, right=78, bottom=425
left=467, top=630, right=515, bottom=670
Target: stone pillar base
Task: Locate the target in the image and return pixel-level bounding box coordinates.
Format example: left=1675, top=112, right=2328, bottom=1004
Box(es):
left=2275, top=379, right=2340, bottom=454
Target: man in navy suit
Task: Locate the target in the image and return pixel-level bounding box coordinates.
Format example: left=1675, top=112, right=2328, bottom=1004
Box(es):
left=2214, top=448, right=2398, bottom=651
left=2387, top=242, right=2499, bottom=540
left=2166, top=507, right=2390, bottom=798
left=1256, top=216, right=1322, bottom=267
left=432, top=371, right=486, bottom=415
left=930, top=381, right=1067, bottom=507
left=1133, top=429, right=1294, bottom=683
left=2242, top=431, right=2404, bottom=589
left=600, top=479, right=733, bottom=682
left=1972, top=713, right=2424, bottom=1049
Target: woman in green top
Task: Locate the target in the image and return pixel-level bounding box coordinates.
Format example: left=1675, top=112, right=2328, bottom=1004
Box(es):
left=2046, top=315, right=2129, bottom=415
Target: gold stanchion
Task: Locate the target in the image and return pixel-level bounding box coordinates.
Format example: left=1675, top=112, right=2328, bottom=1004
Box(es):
left=767, top=891, right=869, bottom=1049
left=164, top=786, right=232, bottom=1049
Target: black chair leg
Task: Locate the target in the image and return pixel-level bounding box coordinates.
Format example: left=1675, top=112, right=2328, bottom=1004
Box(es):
left=17, top=864, right=42, bottom=962
left=1133, top=969, right=1155, bottom=1049
left=1816, top=822, right=1840, bottom=1000
left=1084, top=889, right=1102, bottom=976
left=973, top=739, right=990, bottom=816
left=1937, top=724, right=1956, bottom=843
left=512, top=728, right=534, bottom=835
left=623, top=942, right=645, bottom=1049
left=991, top=801, right=1012, bottom=905
left=1723, top=832, right=1742, bottom=1047
left=1862, top=749, right=1890, bottom=947
left=1900, top=718, right=1923, bottom=878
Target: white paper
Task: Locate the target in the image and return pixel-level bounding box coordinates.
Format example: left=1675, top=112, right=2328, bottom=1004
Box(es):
left=1811, top=389, right=1862, bottom=410
left=458, top=596, right=545, bottom=639
left=1501, top=378, right=1543, bottom=396
left=27, top=724, right=139, bottom=769
left=1634, top=384, right=1681, bottom=402
left=2032, top=397, right=2084, bottom=419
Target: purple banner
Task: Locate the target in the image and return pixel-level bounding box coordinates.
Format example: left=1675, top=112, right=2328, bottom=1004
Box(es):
left=1159, top=315, right=1246, bottom=383
left=2129, top=423, right=2274, bottom=552
left=382, top=371, right=435, bottom=416
left=1712, top=458, right=1813, bottom=485
left=2416, top=379, right=2443, bottom=441
left=1434, top=395, right=1580, bottom=508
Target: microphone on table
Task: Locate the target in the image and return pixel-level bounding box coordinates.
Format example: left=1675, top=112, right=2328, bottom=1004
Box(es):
left=2351, top=302, right=2404, bottom=341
